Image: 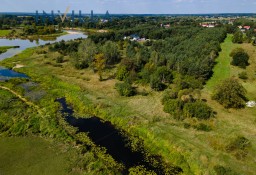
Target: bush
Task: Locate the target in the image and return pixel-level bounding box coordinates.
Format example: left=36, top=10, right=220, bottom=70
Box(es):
left=226, top=136, right=251, bottom=160
left=163, top=99, right=183, bottom=118
left=230, top=48, right=249, bottom=68
left=161, top=89, right=178, bottom=104
left=56, top=56, right=64, bottom=63
left=194, top=123, right=212, bottom=132
left=129, top=165, right=156, bottom=175
left=238, top=71, right=248, bottom=80
left=212, top=78, right=247, bottom=108
left=115, top=82, right=135, bottom=97
left=116, top=66, right=129, bottom=81
left=214, top=165, right=238, bottom=175
left=226, top=136, right=251, bottom=152
left=150, top=74, right=166, bottom=91
left=183, top=101, right=214, bottom=120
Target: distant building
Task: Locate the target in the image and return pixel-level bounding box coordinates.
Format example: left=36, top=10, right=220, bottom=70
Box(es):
left=243, top=26, right=251, bottom=30
left=239, top=26, right=251, bottom=33
left=200, top=22, right=217, bottom=28
left=164, top=24, right=170, bottom=28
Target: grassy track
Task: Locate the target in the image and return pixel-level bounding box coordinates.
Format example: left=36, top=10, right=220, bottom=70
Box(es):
left=205, top=34, right=237, bottom=91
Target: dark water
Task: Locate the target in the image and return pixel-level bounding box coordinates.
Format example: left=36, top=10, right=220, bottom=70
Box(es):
left=56, top=98, right=182, bottom=174
left=0, top=66, right=29, bottom=80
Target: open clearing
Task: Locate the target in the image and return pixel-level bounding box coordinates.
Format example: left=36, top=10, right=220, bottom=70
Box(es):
left=0, top=137, right=79, bottom=175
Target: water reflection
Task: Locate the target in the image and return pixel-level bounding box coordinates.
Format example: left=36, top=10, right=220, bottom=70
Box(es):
left=0, top=31, right=87, bottom=60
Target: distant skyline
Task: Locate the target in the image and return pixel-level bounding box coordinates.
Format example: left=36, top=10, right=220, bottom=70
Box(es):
left=1, top=0, right=256, bottom=14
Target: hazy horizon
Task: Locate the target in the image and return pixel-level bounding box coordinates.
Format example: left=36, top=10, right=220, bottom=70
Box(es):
left=1, top=0, right=256, bottom=14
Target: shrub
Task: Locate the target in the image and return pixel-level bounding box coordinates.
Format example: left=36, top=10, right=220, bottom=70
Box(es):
left=183, top=101, right=214, bottom=120
left=214, top=165, right=238, bottom=175
left=161, top=89, right=178, bottom=104
left=129, top=165, right=156, bottom=175
left=226, top=136, right=251, bottom=160
left=56, top=55, right=64, bottom=63
left=150, top=74, right=166, bottom=91
left=212, top=78, right=247, bottom=108
left=194, top=123, right=212, bottom=132
left=230, top=48, right=249, bottom=68
left=226, top=136, right=251, bottom=152
left=238, top=71, right=248, bottom=80
left=115, top=82, right=135, bottom=97
left=116, top=65, right=129, bottom=81
left=163, top=99, right=183, bottom=118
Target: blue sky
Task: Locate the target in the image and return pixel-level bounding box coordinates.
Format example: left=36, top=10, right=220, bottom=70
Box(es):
left=1, top=0, right=256, bottom=14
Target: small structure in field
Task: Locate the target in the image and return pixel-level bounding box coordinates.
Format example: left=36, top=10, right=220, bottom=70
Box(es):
left=246, top=101, right=256, bottom=108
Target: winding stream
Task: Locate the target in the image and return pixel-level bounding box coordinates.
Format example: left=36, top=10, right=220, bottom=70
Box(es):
left=56, top=98, right=182, bottom=174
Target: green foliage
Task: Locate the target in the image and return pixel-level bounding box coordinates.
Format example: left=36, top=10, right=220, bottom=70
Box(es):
left=150, top=74, right=166, bottom=91
left=23, top=25, right=57, bottom=35
left=115, top=82, right=135, bottom=97
left=162, top=89, right=178, bottom=104
left=173, top=74, right=203, bottom=90
left=212, top=78, right=247, bottom=108
left=230, top=48, right=249, bottom=68
left=56, top=55, right=64, bottom=63
left=102, top=41, right=120, bottom=64
left=71, top=39, right=97, bottom=69
left=232, top=30, right=243, bottom=43
left=163, top=99, right=183, bottom=117
left=214, top=165, right=239, bottom=175
left=226, top=136, right=251, bottom=160
left=238, top=71, right=248, bottom=80
left=129, top=166, right=156, bottom=175
left=194, top=123, right=212, bottom=132
left=183, top=101, right=214, bottom=120
left=116, top=65, right=129, bottom=81
left=94, top=53, right=106, bottom=81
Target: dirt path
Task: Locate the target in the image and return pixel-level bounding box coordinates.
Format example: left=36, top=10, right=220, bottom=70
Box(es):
left=0, top=85, right=42, bottom=114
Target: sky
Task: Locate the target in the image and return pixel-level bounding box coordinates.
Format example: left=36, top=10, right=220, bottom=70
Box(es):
left=0, top=0, right=256, bottom=14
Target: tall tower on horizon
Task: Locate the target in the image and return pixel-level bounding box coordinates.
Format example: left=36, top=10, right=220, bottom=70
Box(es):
left=79, top=10, right=84, bottom=22
left=51, top=10, right=54, bottom=23
left=71, top=10, right=75, bottom=22
left=35, top=10, right=39, bottom=24
left=105, top=10, right=110, bottom=19
left=91, top=10, right=94, bottom=22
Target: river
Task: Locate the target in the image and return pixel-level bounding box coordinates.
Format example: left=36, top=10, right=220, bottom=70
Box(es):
left=0, top=31, right=87, bottom=61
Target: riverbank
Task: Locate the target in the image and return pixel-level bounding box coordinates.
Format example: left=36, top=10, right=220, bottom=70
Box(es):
left=0, top=29, right=68, bottom=40
left=0, top=46, right=19, bottom=54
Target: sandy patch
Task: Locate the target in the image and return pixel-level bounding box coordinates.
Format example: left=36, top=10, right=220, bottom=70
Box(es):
left=13, top=64, right=25, bottom=69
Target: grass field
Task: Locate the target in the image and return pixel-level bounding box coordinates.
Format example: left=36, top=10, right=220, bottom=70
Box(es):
left=0, top=137, right=79, bottom=175
left=1, top=38, right=256, bottom=174
left=0, top=30, right=11, bottom=37
left=205, top=34, right=237, bottom=91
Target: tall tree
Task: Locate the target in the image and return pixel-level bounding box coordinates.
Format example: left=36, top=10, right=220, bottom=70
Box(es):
left=77, top=39, right=97, bottom=69
left=232, top=30, right=243, bottom=43
left=212, top=78, right=247, bottom=108
left=102, top=41, right=120, bottom=65
left=94, top=53, right=106, bottom=81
